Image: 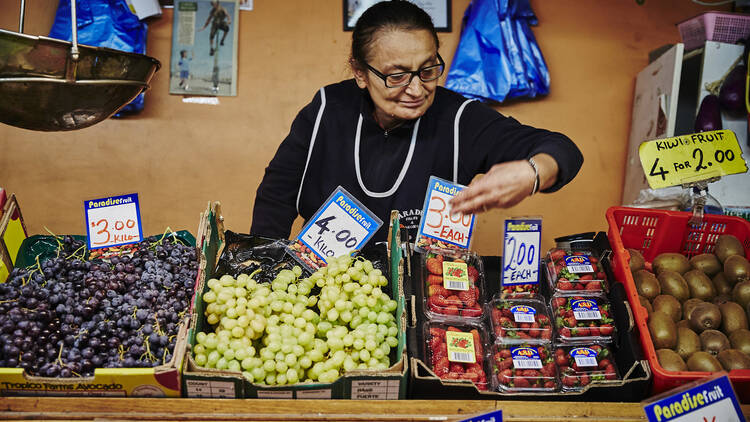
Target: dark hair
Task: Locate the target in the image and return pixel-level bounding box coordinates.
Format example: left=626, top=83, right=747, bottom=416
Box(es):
left=351, top=1, right=439, bottom=68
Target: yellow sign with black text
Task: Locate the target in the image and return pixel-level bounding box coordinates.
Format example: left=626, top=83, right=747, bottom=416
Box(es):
left=638, top=130, right=747, bottom=189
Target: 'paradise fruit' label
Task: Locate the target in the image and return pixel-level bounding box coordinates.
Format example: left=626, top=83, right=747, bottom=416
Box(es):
left=571, top=299, right=602, bottom=321
left=511, top=347, right=542, bottom=369
left=446, top=331, right=475, bottom=363
left=564, top=255, right=594, bottom=274
left=442, top=261, right=469, bottom=291
left=510, top=305, right=536, bottom=324
left=570, top=347, right=598, bottom=367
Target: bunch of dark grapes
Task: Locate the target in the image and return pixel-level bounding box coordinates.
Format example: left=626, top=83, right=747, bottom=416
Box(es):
left=0, top=234, right=197, bottom=377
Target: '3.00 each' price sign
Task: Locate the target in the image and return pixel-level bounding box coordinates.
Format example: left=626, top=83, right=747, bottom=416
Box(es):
left=416, top=176, right=476, bottom=250
left=84, top=193, right=143, bottom=250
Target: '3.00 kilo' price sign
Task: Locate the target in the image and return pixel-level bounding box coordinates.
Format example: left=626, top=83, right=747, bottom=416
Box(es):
left=288, top=186, right=382, bottom=271
left=639, top=130, right=748, bottom=189
left=84, top=193, right=143, bottom=250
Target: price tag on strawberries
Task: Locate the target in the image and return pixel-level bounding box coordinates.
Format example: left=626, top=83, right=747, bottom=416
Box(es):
left=501, top=218, right=541, bottom=298
left=415, top=176, right=476, bottom=252
left=493, top=343, right=558, bottom=393
left=638, top=130, right=747, bottom=189
left=84, top=193, right=143, bottom=250
left=489, top=298, right=552, bottom=343
left=554, top=345, right=619, bottom=392
left=288, top=186, right=382, bottom=271
left=546, top=248, right=608, bottom=294
left=423, top=250, right=484, bottom=319
left=426, top=323, right=489, bottom=390
left=551, top=295, right=616, bottom=343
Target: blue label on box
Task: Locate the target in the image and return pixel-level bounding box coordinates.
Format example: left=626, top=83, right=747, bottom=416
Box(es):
left=511, top=347, right=542, bottom=369
left=510, top=305, right=536, bottom=323
left=570, top=347, right=598, bottom=367
left=460, top=410, right=502, bottom=422
left=571, top=299, right=601, bottom=321
left=564, top=255, right=594, bottom=273
left=643, top=375, right=743, bottom=422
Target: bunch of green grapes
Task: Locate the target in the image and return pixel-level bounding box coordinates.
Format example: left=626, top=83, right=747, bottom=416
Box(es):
left=193, top=255, right=399, bottom=385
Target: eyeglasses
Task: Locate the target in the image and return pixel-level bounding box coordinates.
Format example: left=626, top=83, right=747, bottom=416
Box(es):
left=365, top=53, right=445, bottom=88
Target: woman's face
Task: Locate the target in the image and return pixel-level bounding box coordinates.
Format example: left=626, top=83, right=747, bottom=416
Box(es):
left=353, top=29, right=440, bottom=127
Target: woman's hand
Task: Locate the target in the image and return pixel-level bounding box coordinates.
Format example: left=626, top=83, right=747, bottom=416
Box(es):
left=449, top=153, right=558, bottom=215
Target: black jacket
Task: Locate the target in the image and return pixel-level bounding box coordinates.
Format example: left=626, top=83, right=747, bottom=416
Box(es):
left=251, top=79, right=583, bottom=243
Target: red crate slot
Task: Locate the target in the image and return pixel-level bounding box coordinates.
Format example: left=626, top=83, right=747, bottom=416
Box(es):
left=606, top=206, right=750, bottom=401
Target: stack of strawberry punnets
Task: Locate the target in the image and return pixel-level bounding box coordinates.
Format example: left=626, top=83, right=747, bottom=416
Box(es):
left=423, top=251, right=483, bottom=319
left=426, top=323, right=489, bottom=390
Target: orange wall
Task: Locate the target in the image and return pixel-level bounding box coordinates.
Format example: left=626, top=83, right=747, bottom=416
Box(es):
left=0, top=0, right=727, bottom=256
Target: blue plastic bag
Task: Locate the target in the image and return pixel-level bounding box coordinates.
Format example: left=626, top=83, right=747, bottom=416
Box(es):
left=446, top=0, right=549, bottom=103
left=49, top=0, right=148, bottom=116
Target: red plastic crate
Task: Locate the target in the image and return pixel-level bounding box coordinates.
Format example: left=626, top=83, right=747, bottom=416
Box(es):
left=606, top=206, right=750, bottom=401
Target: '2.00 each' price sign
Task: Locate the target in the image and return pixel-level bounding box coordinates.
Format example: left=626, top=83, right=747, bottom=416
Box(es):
left=639, top=129, right=748, bottom=189
left=84, top=193, right=143, bottom=250
left=295, top=186, right=382, bottom=265
left=416, top=176, right=476, bottom=250
left=502, top=218, right=541, bottom=286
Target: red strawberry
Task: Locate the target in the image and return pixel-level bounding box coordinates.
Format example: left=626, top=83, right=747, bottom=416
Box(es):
left=575, top=327, right=590, bottom=337
left=427, top=274, right=444, bottom=285
left=596, top=272, right=607, bottom=280
left=553, top=297, right=567, bottom=307
left=558, top=281, right=573, bottom=290
left=544, top=380, right=556, bottom=389
left=598, top=358, right=611, bottom=370
left=498, top=369, right=512, bottom=385
left=446, top=326, right=461, bottom=332
left=604, top=364, right=617, bottom=380
left=514, top=377, right=530, bottom=388
left=470, top=329, right=483, bottom=357
left=497, top=357, right=513, bottom=370
left=462, top=304, right=482, bottom=318
left=426, top=256, right=444, bottom=275
left=579, top=374, right=591, bottom=386
left=585, top=281, right=601, bottom=291
left=588, top=326, right=601, bottom=337
left=562, top=375, right=577, bottom=387
left=445, top=371, right=461, bottom=380
left=443, top=306, right=459, bottom=316
left=433, top=356, right=450, bottom=376
left=458, top=289, right=476, bottom=308
left=430, top=327, right=446, bottom=338
left=560, top=327, right=571, bottom=338
left=579, top=274, right=594, bottom=281
left=555, top=353, right=568, bottom=367
left=449, top=362, right=464, bottom=373
left=460, top=371, right=479, bottom=382
left=541, top=362, right=556, bottom=378
left=429, top=295, right=448, bottom=308
left=467, top=265, right=479, bottom=283
left=445, top=295, right=462, bottom=307
left=564, top=316, right=577, bottom=327
left=549, top=248, right=566, bottom=261
left=599, top=324, right=614, bottom=336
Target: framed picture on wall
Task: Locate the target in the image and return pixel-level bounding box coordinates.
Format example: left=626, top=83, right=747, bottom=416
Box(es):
left=343, top=0, right=451, bottom=32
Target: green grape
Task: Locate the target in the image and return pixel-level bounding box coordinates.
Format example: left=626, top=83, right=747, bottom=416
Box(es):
left=386, top=336, right=399, bottom=348
left=251, top=367, right=266, bottom=382
left=275, top=360, right=288, bottom=374
left=216, top=357, right=228, bottom=370
left=223, top=349, right=236, bottom=361
left=263, top=359, right=276, bottom=372
left=227, top=359, right=241, bottom=372
left=265, top=373, right=276, bottom=385
left=299, top=356, right=312, bottom=369
left=195, top=353, right=208, bottom=366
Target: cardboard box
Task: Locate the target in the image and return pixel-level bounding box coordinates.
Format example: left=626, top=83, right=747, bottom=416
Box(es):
left=0, top=318, right=188, bottom=397
left=0, top=194, right=28, bottom=283
left=405, top=233, right=652, bottom=400
left=182, top=202, right=408, bottom=398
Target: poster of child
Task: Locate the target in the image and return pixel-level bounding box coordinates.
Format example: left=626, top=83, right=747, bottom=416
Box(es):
left=169, top=0, right=239, bottom=96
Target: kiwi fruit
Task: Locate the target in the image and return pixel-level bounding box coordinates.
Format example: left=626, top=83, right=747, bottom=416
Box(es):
left=675, top=326, right=701, bottom=360
left=687, top=351, right=723, bottom=372
left=683, top=298, right=705, bottom=321
left=657, top=270, right=690, bottom=302
left=638, top=295, right=653, bottom=315
left=652, top=295, right=682, bottom=322
left=712, top=294, right=733, bottom=306
left=719, top=301, right=748, bottom=334
left=715, top=234, right=744, bottom=263
left=729, top=329, right=750, bottom=355
left=684, top=269, right=716, bottom=301
left=712, top=272, right=733, bottom=296
left=724, top=255, right=750, bottom=286
left=649, top=311, right=677, bottom=349
left=690, top=253, right=723, bottom=277
left=634, top=269, right=661, bottom=301
left=689, top=302, right=722, bottom=333
left=628, top=248, right=645, bottom=272
left=717, top=349, right=750, bottom=370
left=700, top=329, right=730, bottom=355
left=676, top=319, right=691, bottom=330
left=656, top=348, right=687, bottom=372
left=653, top=253, right=691, bottom=274
left=732, top=281, right=750, bottom=310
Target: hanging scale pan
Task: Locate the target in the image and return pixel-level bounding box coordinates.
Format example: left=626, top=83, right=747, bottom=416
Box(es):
left=0, top=0, right=160, bottom=131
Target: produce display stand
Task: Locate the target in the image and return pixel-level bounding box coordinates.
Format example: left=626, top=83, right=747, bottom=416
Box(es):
left=406, top=232, right=652, bottom=401
left=181, top=202, right=408, bottom=399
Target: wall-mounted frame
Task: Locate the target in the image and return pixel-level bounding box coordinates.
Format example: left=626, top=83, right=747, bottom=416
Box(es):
left=343, top=0, right=451, bottom=32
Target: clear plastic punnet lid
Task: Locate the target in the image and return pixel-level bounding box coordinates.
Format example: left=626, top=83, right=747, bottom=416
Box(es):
left=423, top=320, right=490, bottom=391
left=550, top=294, right=617, bottom=344
left=553, top=343, right=620, bottom=392
left=420, top=247, right=485, bottom=321
left=546, top=247, right=608, bottom=296
left=492, top=342, right=559, bottom=393
left=488, top=297, right=553, bottom=344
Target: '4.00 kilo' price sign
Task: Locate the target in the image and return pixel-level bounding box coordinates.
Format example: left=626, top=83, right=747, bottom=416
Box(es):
left=84, top=193, right=143, bottom=250
left=639, top=130, right=748, bottom=189
left=288, top=186, right=382, bottom=271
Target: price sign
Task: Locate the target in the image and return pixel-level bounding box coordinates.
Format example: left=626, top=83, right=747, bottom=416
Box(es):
left=290, top=186, right=382, bottom=270
left=501, top=218, right=541, bottom=286
left=84, top=193, right=143, bottom=250
left=415, top=176, right=475, bottom=251
left=460, top=410, right=503, bottom=422
left=642, top=374, right=743, bottom=422
left=639, top=130, right=748, bottom=189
